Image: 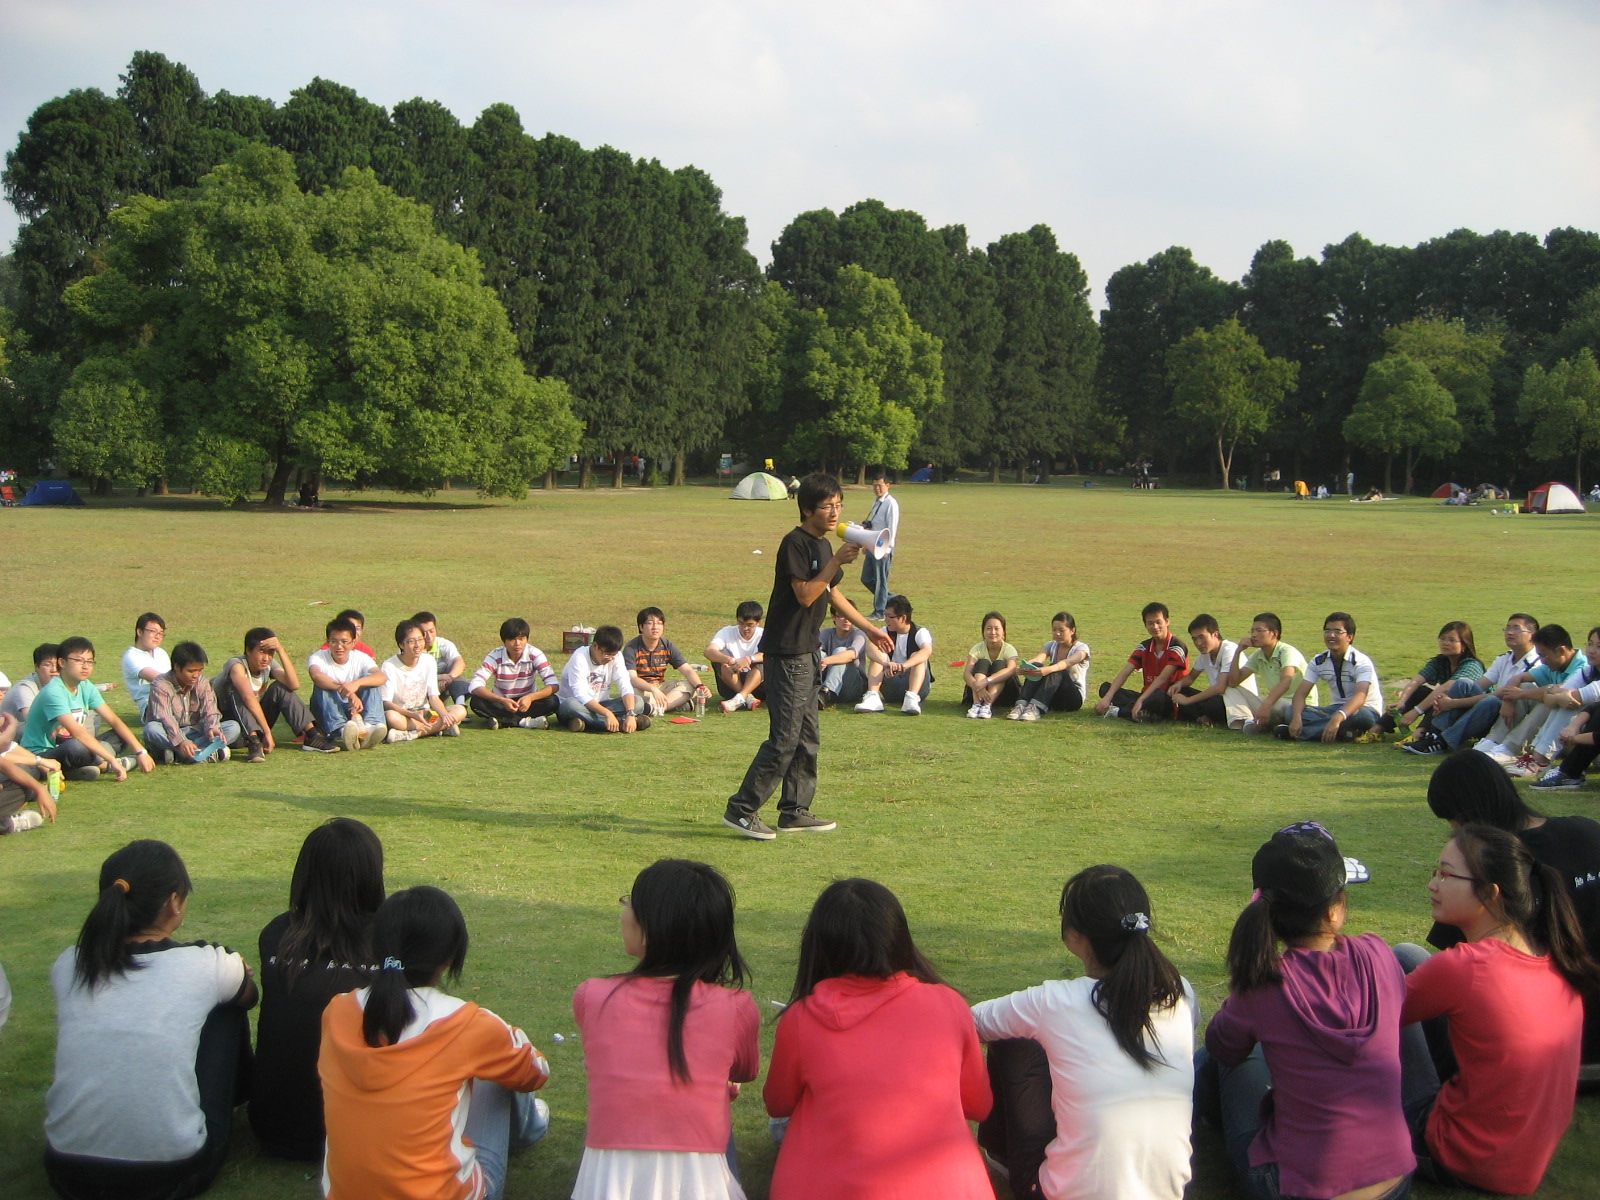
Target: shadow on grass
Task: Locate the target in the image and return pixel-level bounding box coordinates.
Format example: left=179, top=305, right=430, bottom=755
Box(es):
left=234, top=789, right=731, bottom=840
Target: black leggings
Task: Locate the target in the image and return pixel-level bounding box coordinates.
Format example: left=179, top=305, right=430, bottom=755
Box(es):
left=962, top=659, right=1021, bottom=707
left=977, top=1038, right=1054, bottom=1199
left=469, top=693, right=558, bottom=722
left=1555, top=702, right=1600, bottom=779
left=45, top=1006, right=252, bottom=1200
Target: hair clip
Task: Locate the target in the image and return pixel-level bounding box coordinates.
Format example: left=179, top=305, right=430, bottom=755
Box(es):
left=1120, top=912, right=1150, bottom=932
left=382, top=957, right=405, bottom=972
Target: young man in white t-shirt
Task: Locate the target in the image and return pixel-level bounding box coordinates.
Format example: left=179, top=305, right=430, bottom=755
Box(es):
left=412, top=611, right=472, bottom=705
left=381, top=620, right=464, bottom=742
left=557, top=626, right=647, bottom=733
left=1170, top=614, right=1259, bottom=729
left=307, top=617, right=387, bottom=751
left=708, top=601, right=765, bottom=713
left=856, top=594, right=935, bottom=715
left=121, top=613, right=171, bottom=719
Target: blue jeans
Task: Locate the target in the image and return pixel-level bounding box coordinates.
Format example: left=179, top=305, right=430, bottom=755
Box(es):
left=1296, top=704, right=1378, bottom=740
left=880, top=671, right=933, bottom=704
left=310, top=686, right=383, bottom=737
left=820, top=661, right=867, bottom=704
left=465, top=1081, right=548, bottom=1200
left=861, top=552, right=893, bottom=617
left=556, top=695, right=632, bottom=731
left=144, top=721, right=243, bottom=760
left=1433, top=683, right=1499, bottom=750
left=1196, top=1045, right=1413, bottom=1200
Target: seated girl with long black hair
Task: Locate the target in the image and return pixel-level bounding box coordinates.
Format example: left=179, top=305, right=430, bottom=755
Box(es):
left=44, top=840, right=256, bottom=1200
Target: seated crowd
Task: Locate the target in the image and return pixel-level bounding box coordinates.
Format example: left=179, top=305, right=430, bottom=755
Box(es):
left=5, top=602, right=1600, bottom=838
left=23, top=769, right=1600, bottom=1200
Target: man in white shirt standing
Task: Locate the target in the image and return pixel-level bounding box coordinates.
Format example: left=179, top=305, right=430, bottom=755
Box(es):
left=861, top=471, right=900, bottom=622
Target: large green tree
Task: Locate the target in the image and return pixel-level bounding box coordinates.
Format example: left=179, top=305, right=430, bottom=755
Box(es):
left=1519, top=349, right=1600, bottom=491
left=1342, top=353, right=1460, bottom=493
left=63, top=143, right=580, bottom=501
left=1166, top=318, right=1298, bottom=489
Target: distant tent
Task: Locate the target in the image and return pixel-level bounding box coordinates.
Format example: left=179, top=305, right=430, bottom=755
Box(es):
left=18, top=480, right=84, bottom=506
left=1431, top=482, right=1464, bottom=499
left=1525, top=481, right=1586, bottom=514
left=729, top=472, right=788, bottom=500
left=908, top=466, right=933, bottom=482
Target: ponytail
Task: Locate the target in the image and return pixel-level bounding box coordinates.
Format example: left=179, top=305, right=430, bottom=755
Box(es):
left=1456, top=824, right=1600, bottom=996
left=363, top=887, right=468, bottom=1048
left=75, top=841, right=192, bottom=991
left=1061, top=866, right=1184, bottom=1071
left=1225, top=897, right=1283, bottom=992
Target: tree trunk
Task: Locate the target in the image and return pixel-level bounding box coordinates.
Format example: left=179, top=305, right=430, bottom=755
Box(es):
left=989, top=460, right=1000, bottom=484
left=153, top=476, right=169, bottom=496
left=1217, top=437, right=1232, bottom=490
left=540, top=469, right=554, bottom=489
left=579, top=460, right=593, bottom=489
left=613, top=458, right=625, bottom=488
left=440, top=477, right=452, bottom=491
left=266, top=457, right=294, bottom=506
left=1404, top=447, right=1416, bottom=496
left=855, top=463, right=866, bottom=486
left=672, top=451, right=685, bottom=486
left=1015, top=459, right=1027, bottom=484
left=1575, top=449, right=1584, bottom=494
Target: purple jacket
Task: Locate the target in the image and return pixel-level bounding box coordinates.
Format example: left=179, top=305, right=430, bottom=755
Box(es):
left=1206, top=932, right=1415, bottom=1198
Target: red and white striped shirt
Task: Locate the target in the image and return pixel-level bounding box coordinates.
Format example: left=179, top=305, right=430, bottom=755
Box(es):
left=470, top=646, right=557, bottom=699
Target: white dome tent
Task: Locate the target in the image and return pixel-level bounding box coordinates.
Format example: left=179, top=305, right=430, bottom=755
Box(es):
left=729, top=471, right=789, bottom=500
left=1524, top=481, right=1586, bottom=514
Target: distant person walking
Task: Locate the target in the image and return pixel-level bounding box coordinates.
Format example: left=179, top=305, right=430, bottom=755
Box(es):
left=860, top=471, right=900, bottom=622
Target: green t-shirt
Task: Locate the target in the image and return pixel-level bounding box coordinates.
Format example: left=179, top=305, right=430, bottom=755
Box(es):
left=22, top=676, right=104, bottom=754
left=1245, top=642, right=1312, bottom=703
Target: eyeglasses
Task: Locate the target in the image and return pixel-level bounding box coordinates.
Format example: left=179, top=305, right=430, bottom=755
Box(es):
left=66, top=655, right=96, bottom=665
left=1432, top=867, right=1476, bottom=884
left=618, top=895, right=632, bottom=907
left=139, top=627, right=165, bottom=637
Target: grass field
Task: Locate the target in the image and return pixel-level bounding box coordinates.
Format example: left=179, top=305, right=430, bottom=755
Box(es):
left=1, top=479, right=1597, bottom=1199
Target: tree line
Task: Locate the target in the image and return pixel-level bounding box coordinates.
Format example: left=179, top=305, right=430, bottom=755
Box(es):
left=4, top=51, right=1599, bottom=498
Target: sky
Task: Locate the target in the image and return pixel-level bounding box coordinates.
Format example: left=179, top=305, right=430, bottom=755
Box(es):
left=3, top=0, right=1599, bottom=308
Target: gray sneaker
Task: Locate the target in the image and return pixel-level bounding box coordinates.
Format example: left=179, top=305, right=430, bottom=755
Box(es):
left=722, top=808, right=777, bottom=840
left=64, top=765, right=101, bottom=782
left=6, top=810, right=45, bottom=833
left=777, top=810, right=837, bottom=833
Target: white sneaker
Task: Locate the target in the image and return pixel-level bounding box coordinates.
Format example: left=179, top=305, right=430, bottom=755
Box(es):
left=1475, top=739, right=1516, bottom=765
left=855, top=692, right=885, bottom=713
left=1006, top=703, right=1027, bottom=721
left=517, top=716, right=548, bottom=730
left=967, top=703, right=984, bottom=719
left=1019, top=702, right=1041, bottom=722
left=901, top=692, right=922, bottom=716
left=1103, top=706, right=1120, bottom=719
left=386, top=728, right=420, bottom=743
left=340, top=722, right=364, bottom=752
left=976, top=703, right=992, bottom=719
left=361, top=723, right=389, bottom=750
left=441, top=722, right=462, bottom=737
left=721, top=694, right=746, bottom=713
left=6, top=810, right=44, bottom=833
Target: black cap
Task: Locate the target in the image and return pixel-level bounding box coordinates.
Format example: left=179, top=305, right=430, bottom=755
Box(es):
left=1252, top=821, right=1349, bottom=910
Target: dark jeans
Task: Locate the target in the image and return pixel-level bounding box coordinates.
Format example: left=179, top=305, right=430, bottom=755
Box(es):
left=727, top=651, right=820, bottom=818
left=1099, top=682, right=1168, bottom=721
left=468, top=693, right=558, bottom=723
left=1019, top=672, right=1084, bottom=713
left=45, top=1005, right=252, bottom=1200
left=40, top=736, right=121, bottom=770
left=1195, top=1045, right=1414, bottom=1200
left=1174, top=687, right=1229, bottom=725
left=1392, top=943, right=1471, bottom=1189
left=217, top=681, right=313, bottom=744
left=977, top=1038, right=1054, bottom=1199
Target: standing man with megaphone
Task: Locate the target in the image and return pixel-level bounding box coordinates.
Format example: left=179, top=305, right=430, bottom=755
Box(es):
left=721, top=474, right=893, bottom=840
left=861, top=470, right=900, bottom=622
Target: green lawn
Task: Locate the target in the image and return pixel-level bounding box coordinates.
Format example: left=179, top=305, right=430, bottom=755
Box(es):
left=1, top=479, right=1596, bottom=1199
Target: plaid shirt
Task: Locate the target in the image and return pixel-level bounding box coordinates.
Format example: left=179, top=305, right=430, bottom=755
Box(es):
left=146, top=672, right=223, bottom=743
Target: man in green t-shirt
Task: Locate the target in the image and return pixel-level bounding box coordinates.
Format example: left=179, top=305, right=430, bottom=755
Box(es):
left=21, top=637, right=155, bottom=781
left=1228, top=613, right=1314, bottom=733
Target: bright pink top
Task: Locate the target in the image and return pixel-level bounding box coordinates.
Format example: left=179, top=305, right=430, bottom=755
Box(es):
left=764, top=973, right=993, bottom=1200
left=573, top=975, right=759, bottom=1152
left=1402, top=937, right=1581, bottom=1195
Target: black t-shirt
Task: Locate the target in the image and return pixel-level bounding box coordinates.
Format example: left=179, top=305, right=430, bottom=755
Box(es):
left=761, top=526, right=842, bottom=657
left=249, top=911, right=376, bottom=1160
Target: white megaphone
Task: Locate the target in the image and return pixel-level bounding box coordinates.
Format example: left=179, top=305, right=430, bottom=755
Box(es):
left=833, top=521, right=891, bottom=560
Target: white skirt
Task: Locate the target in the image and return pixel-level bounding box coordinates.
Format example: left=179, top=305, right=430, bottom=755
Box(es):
left=571, top=1148, right=746, bottom=1200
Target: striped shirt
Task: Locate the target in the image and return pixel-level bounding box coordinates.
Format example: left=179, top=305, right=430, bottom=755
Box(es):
left=470, top=646, right=557, bottom=700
